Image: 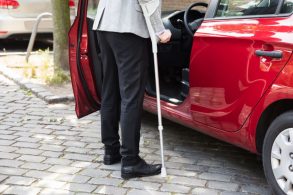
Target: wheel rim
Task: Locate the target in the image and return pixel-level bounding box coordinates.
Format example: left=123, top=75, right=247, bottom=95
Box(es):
left=271, top=128, right=293, bottom=194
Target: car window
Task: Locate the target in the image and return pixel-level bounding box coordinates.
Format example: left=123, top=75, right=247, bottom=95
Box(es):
left=215, top=0, right=280, bottom=17
left=281, top=0, right=293, bottom=13
left=86, top=0, right=210, bottom=16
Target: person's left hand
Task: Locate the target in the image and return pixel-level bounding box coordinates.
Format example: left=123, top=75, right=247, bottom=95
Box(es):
left=158, top=29, right=172, bottom=43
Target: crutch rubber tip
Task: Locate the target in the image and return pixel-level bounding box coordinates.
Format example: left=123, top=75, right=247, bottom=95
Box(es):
left=161, top=167, right=167, bottom=177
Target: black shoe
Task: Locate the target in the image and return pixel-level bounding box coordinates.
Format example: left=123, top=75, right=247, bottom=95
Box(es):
left=103, top=146, right=121, bottom=165
left=103, top=153, right=122, bottom=165
left=121, top=158, right=161, bottom=179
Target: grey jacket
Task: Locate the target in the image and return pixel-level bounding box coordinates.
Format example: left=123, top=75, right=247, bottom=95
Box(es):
left=92, top=0, right=165, bottom=38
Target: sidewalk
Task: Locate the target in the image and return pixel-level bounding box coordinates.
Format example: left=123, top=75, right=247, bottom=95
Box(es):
left=0, top=74, right=271, bottom=195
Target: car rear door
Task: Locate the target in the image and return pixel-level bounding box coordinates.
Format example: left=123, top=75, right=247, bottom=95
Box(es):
left=189, top=0, right=293, bottom=132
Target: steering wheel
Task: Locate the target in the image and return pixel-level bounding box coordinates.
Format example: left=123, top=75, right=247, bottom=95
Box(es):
left=184, top=2, right=208, bottom=37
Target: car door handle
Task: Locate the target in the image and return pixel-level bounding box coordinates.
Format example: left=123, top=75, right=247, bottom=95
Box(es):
left=255, top=50, right=283, bottom=59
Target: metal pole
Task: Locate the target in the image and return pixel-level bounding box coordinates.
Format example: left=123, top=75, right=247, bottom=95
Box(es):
left=26, top=12, right=52, bottom=63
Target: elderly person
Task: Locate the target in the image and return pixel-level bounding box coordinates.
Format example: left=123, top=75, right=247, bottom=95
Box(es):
left=93, top=0, right=171, bottom=179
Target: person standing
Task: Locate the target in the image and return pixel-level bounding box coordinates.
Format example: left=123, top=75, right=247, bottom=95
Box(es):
left=92, top=0, right=171, bottom=179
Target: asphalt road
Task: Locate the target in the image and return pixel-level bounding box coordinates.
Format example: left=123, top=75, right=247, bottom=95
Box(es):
left=0, top=39, right=53, bottom=54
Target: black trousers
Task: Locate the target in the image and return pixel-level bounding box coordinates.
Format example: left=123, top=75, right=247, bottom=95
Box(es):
left=97, top=31, right=149, bottom=165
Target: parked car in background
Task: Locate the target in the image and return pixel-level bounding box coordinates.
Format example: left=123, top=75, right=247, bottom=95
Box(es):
left=0, top=0, right=76, bottom=40
left=70, top=0, right=293, bottom=194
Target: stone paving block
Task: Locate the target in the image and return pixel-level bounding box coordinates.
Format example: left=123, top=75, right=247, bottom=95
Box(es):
left=0, top=184, right=9, bottom=193
left=21, top=162, right=51, bottom=171
left=0, top=175, right=7, bottom=183
left=167, top=168, right=197, bottom=177
left=127, top=189, right=172, bottom=195
left=55, top=174, right=90, bottom=184
left=197, top=160, right=224, bottom=167
left=0, top=167, right=27, bottom=176
left=63, top=141, right=87, bottom=148
left=168, top=156, right=196, bottom=164
left=25, top=170, right=58, bottom=180
left=13, top=132, right=33, bottom=137
left=123, top=180, right=161, bottom=190
left=0, top=152, right=20, bottom=159
left=79, top=168, right=110, bottom=178
left=0, top=139, right=15, bottom=146
left=207, top=181, right=239, bottom=192
left=12, top=142, right=40, bottom=149
left=0, top=146, right=17, bottom=153
left=0, top=134, right=18, bottom=140
left=169, top=176, right=206, bottom=187
left=41, top=151, right=62, bottom=158
left=94, top=185, right=127, bottom=195
left=40, top=188, right=73, bottom=195
left=48, top=165, right=81, bottom=174
left=65, top=147, right=91, bottom=154
left=70, top=161, right=99, bottom=169
left=241, top=184, right=272, bottom=194
left=65, top=183, right=97, bottom=193
left=16, top=137, right=41, bottom=143
left=16, top=148, right=44, bottom=155
left=44, top=158, right=72, bottom=166
left=191, top=187, right=220, bottom=195
left=18, top=155, right=46, bottom=163
left=34, top=179, right=66, bottom=189
left=63, top=153, right=96, bottom=162
left=39, top=144, right=65, bottom=152
left=220, top=192, right=250, bottom=195
left=160, top=184, right=191, bottom=193
left=5, top=176, right=36, bottom=185
left=0, top=159, right=24, bottom=168
left=99, top=163, right=121, bottom=171
left=89, top=177, right=123, bottom=187
left=199, top=173, right=231, bottom=182
left=3, top=186, right=41, bottom=195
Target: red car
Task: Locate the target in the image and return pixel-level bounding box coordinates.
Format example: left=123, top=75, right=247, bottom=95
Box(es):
left=69, top=0, right=293, bottom=194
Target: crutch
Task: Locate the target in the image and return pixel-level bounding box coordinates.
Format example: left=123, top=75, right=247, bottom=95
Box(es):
left=140, top=0, right=167, bottom=177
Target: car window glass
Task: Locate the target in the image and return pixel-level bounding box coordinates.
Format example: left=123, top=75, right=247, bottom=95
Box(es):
left=215, top=0, right=280, bottom=17
left=281, top=0, right=293, bottom=13
left=85, top=0, right=210, bottom=16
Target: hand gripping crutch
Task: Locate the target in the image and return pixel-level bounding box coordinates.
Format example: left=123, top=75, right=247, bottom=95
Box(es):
left=140, top=0, right=167, bottom=177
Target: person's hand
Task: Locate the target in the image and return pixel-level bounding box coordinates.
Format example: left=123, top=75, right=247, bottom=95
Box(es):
left=158, top=29, right=172, bottom=43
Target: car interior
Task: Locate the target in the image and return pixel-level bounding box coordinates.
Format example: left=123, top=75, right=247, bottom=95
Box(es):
left=145, top=5, right=207, bottom=105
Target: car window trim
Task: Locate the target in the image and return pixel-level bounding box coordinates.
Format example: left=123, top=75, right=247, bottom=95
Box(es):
left=205, top=0, right=293, bottom=20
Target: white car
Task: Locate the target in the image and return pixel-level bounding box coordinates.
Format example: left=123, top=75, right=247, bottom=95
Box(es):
left=0, top=0, right=76, bottom=40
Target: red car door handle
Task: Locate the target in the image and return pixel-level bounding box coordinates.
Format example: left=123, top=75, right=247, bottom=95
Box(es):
left=255, top=50, right=283, bottom=59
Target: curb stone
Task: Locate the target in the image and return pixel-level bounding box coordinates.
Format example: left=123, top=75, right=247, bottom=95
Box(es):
left=0, top=65, right=74, bottom=104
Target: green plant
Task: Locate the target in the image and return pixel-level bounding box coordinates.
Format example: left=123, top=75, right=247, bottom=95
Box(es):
left=46, top=68, right=70, bottom=85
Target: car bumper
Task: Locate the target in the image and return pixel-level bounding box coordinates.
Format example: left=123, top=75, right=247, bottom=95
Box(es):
left=0, top=15, right=75, bottom=39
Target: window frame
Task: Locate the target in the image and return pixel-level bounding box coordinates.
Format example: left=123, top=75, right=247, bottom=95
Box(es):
left=205, top=0, right=293, bottom=19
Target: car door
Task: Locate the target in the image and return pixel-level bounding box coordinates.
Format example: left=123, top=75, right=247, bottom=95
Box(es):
left=189, top=0, right=293, bottom=132
left=68, top=0, right=102, bottom=118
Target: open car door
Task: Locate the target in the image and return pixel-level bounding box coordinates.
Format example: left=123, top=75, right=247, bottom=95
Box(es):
left=68, top=0, right=102, bottom=118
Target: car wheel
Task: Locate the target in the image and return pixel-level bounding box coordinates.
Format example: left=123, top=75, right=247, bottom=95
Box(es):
left=263, top=111, right=293, bottom=195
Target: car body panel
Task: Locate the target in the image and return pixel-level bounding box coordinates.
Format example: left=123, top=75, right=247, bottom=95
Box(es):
left=188, top=17, right=293, bottom=132
left=7, top=0, right=51, bottom=18
left=0, top=0, right=76, bottom=39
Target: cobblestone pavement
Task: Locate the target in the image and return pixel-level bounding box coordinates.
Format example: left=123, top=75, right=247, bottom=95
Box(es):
left=0, top=74, right=272, bottom=195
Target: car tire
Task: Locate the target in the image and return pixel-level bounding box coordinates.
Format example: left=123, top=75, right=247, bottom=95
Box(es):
left=263, top=111, right=293, bottom=195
